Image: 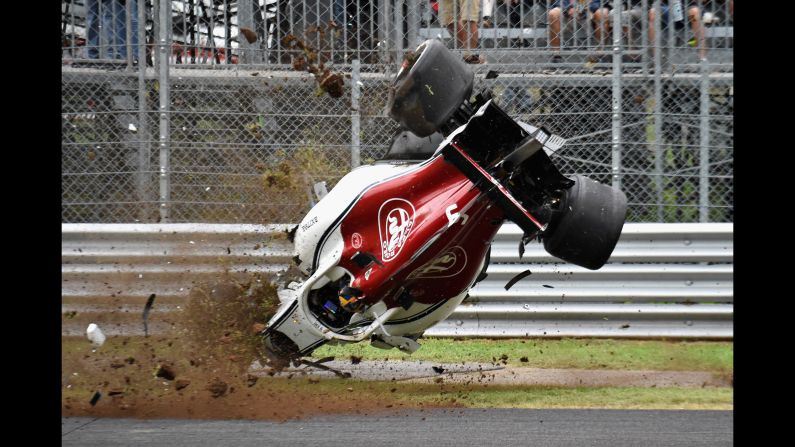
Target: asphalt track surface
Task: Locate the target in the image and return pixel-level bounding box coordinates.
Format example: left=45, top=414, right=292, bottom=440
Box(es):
left=63, top=409, right=732, bottom=446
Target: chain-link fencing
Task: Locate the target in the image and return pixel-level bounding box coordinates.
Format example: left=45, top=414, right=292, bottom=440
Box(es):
left=62, top=0, right=733, bottom=223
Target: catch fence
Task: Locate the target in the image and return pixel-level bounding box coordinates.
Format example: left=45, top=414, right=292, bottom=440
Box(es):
left=62, top=0, right=733, bottom=224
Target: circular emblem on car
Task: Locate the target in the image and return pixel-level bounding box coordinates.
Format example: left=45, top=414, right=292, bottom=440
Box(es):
left=351, top=232, right=363, bottom=249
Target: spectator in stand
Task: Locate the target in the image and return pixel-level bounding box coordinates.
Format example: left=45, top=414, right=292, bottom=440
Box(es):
left=580, top=1, right=707, bottom=62
left=547, top=0, right=586, bottom=61
left=85, top=0, right=139, bottom=60
left=439, top=0, right=486, bottom=63
left=482, top=0, right=495, bottom=28
left=590, top=1, right=645, bottom=61
left=502, top=0, right=546, bottom=47
left=332, top=0, right=346, bottom=28
left=649, top=1, right=705, bottom=59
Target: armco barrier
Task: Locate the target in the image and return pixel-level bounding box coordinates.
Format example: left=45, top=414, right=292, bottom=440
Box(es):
left=62, top=223, right=732, bottom=339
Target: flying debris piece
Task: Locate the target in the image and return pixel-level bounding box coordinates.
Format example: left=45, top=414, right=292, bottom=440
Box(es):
left=155, top=364, right=176, bottom=381
left=86, top=323, right=106, bottom=347
left=142, top=294, right=156, bottom=336
left=485, top=70, right=499, bottom=79
left=314, top=181, right=328, bottom=201
left=286, top=225, right=299, bottom=243
left=542, top=284, right=554, bottom=288
left=299, top=358, right=351, bottom=378
left=239, top=27, right=257, bottom=43
left=432, top=366, right=446, bottom=374
left=504, top=270, right=532, bottom=290
left=89, top=391, right=102, bottom=406
left=519, top=233, right=534, bottom=260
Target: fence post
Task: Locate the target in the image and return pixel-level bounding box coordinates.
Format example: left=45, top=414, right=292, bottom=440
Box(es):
left=157, top=0, right=171, bottom=222
left=378, top=0, right=390, bottom=64
left=640, top=0, right=649, bottom=77
left=611, top=2, right=623, bottom=190
left=394, top=0, right=405, bottom=63
left=351, top=59, right=361, bottom=168
left=652, top=0, right=663, bottom=221
left=137, top=0, right=150, bottom=221
left=699, top=58, right=711, bottom=222
left=126, top=0, right=134, bottom=68
left=406, top=0, right=420, bottom=49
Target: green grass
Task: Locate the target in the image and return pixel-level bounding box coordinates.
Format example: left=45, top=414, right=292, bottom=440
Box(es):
left=292, top=380, right=733, bottom=411
left=408, top=385, right=733, bottom=410
left=313, top=338, right=733, bottom=373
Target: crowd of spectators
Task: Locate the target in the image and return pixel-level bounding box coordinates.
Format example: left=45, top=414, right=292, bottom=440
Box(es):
left=63, top=0, right=733, bottom=65
left=438, top=0, right=733, bottom=63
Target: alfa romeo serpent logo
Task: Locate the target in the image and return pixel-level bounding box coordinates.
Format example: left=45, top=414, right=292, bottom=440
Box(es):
left=378, top=198, right=415, bottom=262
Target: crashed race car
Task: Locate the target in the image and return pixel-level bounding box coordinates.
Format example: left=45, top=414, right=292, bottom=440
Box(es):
left=261, top=39, right=627, bottom=367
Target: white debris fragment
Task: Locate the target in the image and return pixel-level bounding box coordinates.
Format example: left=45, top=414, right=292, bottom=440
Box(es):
left=138, top=274, right=143, bottom=279
left=205, top=187, right=211, bottom=192
left=128, top=123, right=137, bottom=132
left=86, top=323, right=106, bottom=347
left=189, top=241, right=195, bottom=244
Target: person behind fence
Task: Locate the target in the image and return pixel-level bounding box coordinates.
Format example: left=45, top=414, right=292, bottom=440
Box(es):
left=588, top=1, right=706, bottom=60
left=481, top=0, right=494, bottom=28
left=439, top=0, right=486, bottom=63
left=588, top=1, right=646, bottom=62
left=649, top=0, right=705, bottom=59
left=547, top=0, right=589, bottom=61
left=85, top=0, right=139, bottom=60
left=502, top=0, right=546, bottom=47
left=332, top=0, right=346, bottom=28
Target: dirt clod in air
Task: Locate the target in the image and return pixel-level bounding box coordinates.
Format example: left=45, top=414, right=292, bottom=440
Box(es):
left=350, top=355, right=362, bottom=365
left=282, top=32, right=346, bottom=98
left=180, top=274, right=280, bottom=375
left=207, top=378, right=229, bottom=398
left=175, top=379, right=191, bottom=391
left=205, top=379, right=228, bottom=398
left=110, top=360, right=126, bottom=369
left=292, top=56, right=307, bottom=72
left=239, top=27, right=257, bottom=44
left=155, top=364, right=176, bottom=381
left=246, top=374, right=259, bottom=388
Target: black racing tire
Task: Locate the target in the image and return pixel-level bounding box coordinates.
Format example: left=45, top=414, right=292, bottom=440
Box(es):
left=388, top=39, right=474, bottom=137
left=542, top=175, right=627, bottom=270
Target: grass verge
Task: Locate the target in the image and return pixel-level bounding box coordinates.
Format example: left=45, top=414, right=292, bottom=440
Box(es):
left=313, top=338, right=733, bottom=373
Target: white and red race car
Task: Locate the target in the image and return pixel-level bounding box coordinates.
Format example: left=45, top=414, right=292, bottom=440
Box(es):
left=262, top=39, right=627, bottom=366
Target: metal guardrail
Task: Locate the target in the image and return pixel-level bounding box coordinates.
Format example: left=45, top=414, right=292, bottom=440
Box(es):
left=62, top=223, right=733, bottom=339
